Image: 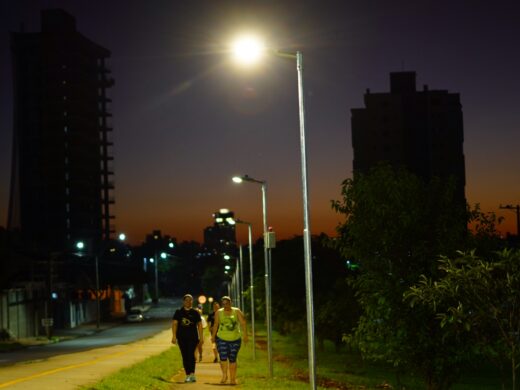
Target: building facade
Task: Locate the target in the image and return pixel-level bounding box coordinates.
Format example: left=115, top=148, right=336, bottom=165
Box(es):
left=203, top=209, right=237, bottom=254
left=8, top=9, right=115, bottom=253
left=351, top=71, right=466, bottom=203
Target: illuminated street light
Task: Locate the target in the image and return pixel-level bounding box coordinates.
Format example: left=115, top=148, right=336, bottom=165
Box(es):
left=231, top=35, right=264, bottom=65
left=232, top=173, right=272, bottom=374
left=234, top=218, right=256, bottom=360
left=231, top=36, right=317, bottom=389
left=77, top=233, right=127, bottom=329
left=152, top=251, right=170, bottom=303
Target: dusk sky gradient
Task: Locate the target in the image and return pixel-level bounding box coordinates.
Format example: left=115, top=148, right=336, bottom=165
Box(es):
left=1, top=0, right=519, bottom=245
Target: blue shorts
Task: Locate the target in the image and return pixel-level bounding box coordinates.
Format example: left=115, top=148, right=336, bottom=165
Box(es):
left=216, top=337, right=242, bottom=363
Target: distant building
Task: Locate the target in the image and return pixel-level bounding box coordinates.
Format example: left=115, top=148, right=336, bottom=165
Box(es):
left=351, top=71, right=466, bottom=203
left=203, top=209, right=237, bottom=253
left=8, top=9, right=115, bottom=253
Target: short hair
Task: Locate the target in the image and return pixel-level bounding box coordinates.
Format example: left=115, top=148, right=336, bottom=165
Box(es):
left=221, top=296, right=231, bottom=303
left=183, top=294, right=193, bottom=301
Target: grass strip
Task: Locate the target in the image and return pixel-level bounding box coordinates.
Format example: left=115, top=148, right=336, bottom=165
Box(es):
left=82, top=325, right=504, bottom=390
left=80, top=347, right=181, bottom=390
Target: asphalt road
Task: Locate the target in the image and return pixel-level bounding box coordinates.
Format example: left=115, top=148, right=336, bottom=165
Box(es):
left=0, top=298, right=180, bottom=367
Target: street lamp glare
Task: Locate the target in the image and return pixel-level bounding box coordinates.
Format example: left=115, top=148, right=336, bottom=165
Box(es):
left=118, top=233, right=126, bottom=241
left=232, top=176, right=243, bottom=183
left=76, top=241, right=85, bottom=250
left=160, top=252, right=167, bottom=259
left=232, top=36, right=264, bottom=64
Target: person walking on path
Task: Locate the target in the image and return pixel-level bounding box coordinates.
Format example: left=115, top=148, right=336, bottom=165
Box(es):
left=207, top=301, right=221, bottom=363
left=195, top=304, right=206, bottom=362
left=171, top=294, right=203, bottom=383
left=211, top=296, right=248, bottom=385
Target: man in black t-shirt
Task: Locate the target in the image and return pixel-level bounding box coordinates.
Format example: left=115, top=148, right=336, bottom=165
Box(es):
left=171, top=294, right=203, bottom=383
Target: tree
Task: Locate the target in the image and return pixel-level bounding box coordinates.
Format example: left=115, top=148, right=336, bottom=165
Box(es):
left=406, top=249, right=520, bottom=390
left=331, top=164, right=470, bottom=390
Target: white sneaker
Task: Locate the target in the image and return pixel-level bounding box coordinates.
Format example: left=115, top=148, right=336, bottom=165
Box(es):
left=185, top=376, right=191, bottom=382
left=190, top=374, right=197, bottom=382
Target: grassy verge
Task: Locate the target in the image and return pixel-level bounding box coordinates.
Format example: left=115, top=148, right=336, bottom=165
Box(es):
left=82, top=325, right=504, bottom=389
left=80, top=347, right=181, bottom=390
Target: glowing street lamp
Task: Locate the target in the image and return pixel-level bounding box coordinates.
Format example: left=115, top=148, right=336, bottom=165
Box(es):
left=76, top=232, right=127, bottom=329
left=152, top=251, right=169, bottom=303
left=234, top=218, right=256, bottom=360
left=231, top=36, right=317, bottom=389
left=232, top=174, right=272, bottom=374
left=231, top=35, right=264, bottom=65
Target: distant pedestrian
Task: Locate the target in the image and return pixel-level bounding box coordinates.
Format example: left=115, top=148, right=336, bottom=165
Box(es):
left=211, top=296, right=248, bottom=385
left=195, top=304, right=205, bottom=362
left=171, top=294, right=203, bottom=383
left=207, top=301, right=221, bottom=363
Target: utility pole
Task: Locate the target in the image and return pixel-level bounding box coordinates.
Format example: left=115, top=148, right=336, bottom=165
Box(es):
left=499, top=204, right=520, bottom=237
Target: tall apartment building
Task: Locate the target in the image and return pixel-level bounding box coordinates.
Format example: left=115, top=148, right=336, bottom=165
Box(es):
left=8, top=9, right=115, bottom=253
left=203, top=209, right=237, bottom=254
left=351, top=72, right=466, bottom=203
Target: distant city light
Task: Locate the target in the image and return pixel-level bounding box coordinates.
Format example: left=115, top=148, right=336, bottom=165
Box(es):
left=224, top=255, right=231, bottom=260
left=160, top=252, right=167, bottom=259
left=76, top=241, right=85, bottom=250
left=118, top=233, right=126, bottom=241
left=168, top=242, right=174, bottom=248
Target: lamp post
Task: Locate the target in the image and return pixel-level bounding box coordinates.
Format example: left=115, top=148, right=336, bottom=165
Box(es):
left=152, top=251, right=167, bottom=304
left=232, top=174, right=272, bottom=376
left=231, top=38, right=317, bottom=389
left=238, top=244, right=245, bottom=310
left=235, top=218, right=256, bottom=360
left=77, top=233, right=127, bottom=329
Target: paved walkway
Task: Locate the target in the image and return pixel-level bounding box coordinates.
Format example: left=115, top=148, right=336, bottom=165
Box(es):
left=0, top=307, right=240, bottom=389
left=0, top=326, right=172, bottom=389
left=170, top=336, right=241, bottom=389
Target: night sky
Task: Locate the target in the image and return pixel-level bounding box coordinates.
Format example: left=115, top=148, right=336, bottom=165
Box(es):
left=1, top=0, right=519, bottom=245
